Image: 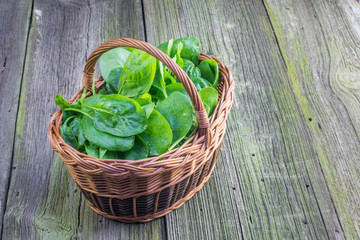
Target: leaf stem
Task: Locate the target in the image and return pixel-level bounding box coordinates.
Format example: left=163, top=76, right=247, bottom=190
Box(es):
left=63, top=108, right=93, bottom=119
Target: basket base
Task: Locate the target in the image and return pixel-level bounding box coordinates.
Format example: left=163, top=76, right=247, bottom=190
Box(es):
left=87, top=171, right=215, bottom=223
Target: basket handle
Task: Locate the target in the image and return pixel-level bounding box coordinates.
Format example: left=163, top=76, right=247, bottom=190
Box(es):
left=82, top=38, right=210, bottom=142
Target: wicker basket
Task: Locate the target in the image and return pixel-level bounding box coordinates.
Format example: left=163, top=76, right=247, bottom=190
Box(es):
left=48, top=38, right=234, bottom=223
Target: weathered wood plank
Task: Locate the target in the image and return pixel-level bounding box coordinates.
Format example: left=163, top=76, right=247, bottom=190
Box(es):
left=1, top=0, right=165, bottom=239
left=264, top=0, right=360, bottom=238
left=0, top=0, right=33, bottom=235
left=144, top=0, right=344, bottom=239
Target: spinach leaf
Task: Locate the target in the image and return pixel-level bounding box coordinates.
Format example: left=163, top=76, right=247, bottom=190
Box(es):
left=172, top=42, right=184, bottom=68
left=150, top=60, right=167, bottom=100
left=182, top=59, right=201, bottom=78
left=198, top=59, right=219, bottom=88
left=59, top=116, right=78, bottom=149
left=163, top=66, right=177, bottom=85
left=122, top=136, right=149, bottom=160
left=55, top=94, right=81, bottom=121
left=102, top=150, right=121, bottom=159
left=82, top=94, right=147, bottom=137
left=119, top=49, right=156, bottom=98
left=77, top=117, right=86, bottom=147
left=191, top=76, right=212, bottom=91
left=99, top=47, right=130, bottom=91
left=175, top=118, right=198, bottom=148
left=134, top=93, right=152, bottom=106
left=84, top=143, right=99, bottom=158
left=139, top=109, right=172, bottom=156
left=82, top=116, right=135, bottom=152
left=82, top=93, right=102, bottom=106
left=142, top=102, right=155, bottom=119
left=55, top=94, right=72, bottom=109
left=156, top=92, right=194, bottom=145
left=105, top=68, right=122, bottom=93
left=158, top=37, right=200, bottom=65
left=199, top=87, right=218, bottom=116
left=99, top=147, right=107, bottom=159
left=165, top=83, right=188, bottom=97
left=135, top=98, right=150, bottom=106
left=69, top=116, right=81, bottom=137
left=140, top=93, right=152, bottom=103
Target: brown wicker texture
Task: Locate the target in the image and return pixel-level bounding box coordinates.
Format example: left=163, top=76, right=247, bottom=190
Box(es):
left=48, top=38, right=234, bottom=223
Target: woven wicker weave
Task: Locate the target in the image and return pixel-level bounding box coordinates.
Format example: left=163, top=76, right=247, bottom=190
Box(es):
left=48, top=38, right=234, bottom=223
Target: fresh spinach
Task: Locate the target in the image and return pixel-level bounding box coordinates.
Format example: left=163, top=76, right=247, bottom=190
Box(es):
left=82, top=115, right=135, bottom=152
left=119, top=49, right=156, bottom=98
left=199, top=87, right=218, bottom=116
left=191, top=76, right=212, bottom=91
left=56, top=36, right=221, bottom=160
left=59, top=116, right=78, bottom=149
left=165, top=83, right=188, bottom=97
left=182, top=59, right=201, bottom=78
left=99, top=47, right=130, bottom=83
left=122, top=136, right=149, bottom=160
left=139, top=109, right=172, bottom=156
left=85, top=143, right=99, bottom=158
left=158, top=37, right=200, bottom=65
left=198, top=59, right=219, bottom=88
left=156, top=92, right=194, bottom=145
left=82, top=94, right=147, bottom=137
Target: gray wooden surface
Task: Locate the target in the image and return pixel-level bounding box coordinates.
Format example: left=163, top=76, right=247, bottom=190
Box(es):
left=0, top=0, right=359, bottom=239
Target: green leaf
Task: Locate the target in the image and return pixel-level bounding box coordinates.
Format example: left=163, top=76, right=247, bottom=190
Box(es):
left=139, top=109, right=172, bottom=156
left=198, top=59, right=219, bottom=88
left=102, top=150, right=122, bottom=159
left=199, top=87, right=218, bottom=116
left=82, top=116, right=135, bottom=152
left=83, top=94, right=147, bottom=137
left=55, top=94, right=81, bottom=121
left=119, top=49, right=156, bottom=98
left=134, top=98, right=150, bottom=106
left=82, top=93, right=102, bottom=106
left=99, top=147, right=107, bottom=159
left=78, top=117, right=86, bottom=147
left=55, top=94, right=72, bottom=109
left=150, top=60, right=167, bottom=100
left=69, top=116, right=81, bottom=137
left=134, top=93, right=152, bottom=106
left=122, top=136, right=149, bottom=160
left=163, top=67, right=177, bottom=85
left=84, top=143, right=99, bottom=158
left=105, top=67, right=122, bottom=93
left=99, top=47, right=130, bottom=83
left=140, top=93, right=152, bottom=103
left=156, top=92, right=194, bottom=145
left=173, top=118, right=198, bottom=149
left=191, top=76, right=211, bottom=91
left=182, top=59, right=201, bottom=78
left=172, top=42, right=184, bottom=68
left=165, top=83, right=188, bottom=97
left=142, top=102, right=155, bottom=119
left=59, top=116, right=78, bottom=149
left=158, top=37, right=200, bottom=65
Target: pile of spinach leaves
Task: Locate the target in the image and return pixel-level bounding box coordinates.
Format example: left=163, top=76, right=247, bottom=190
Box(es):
left=55, top=37, right=219, bottom=160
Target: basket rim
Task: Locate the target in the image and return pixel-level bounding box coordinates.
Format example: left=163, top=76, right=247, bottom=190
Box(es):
left=48, top=52, right=234, bottom=171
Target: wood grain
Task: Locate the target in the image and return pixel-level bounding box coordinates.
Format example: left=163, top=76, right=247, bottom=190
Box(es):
left=144, top=0, right=345, bottom=239
left=0, top=0, right=33, bottom=235
left=1, top=0, right=164, bottom=239
left=264, top=0, right=360, bottom=238
left=1, top=0, right=359, bottom=239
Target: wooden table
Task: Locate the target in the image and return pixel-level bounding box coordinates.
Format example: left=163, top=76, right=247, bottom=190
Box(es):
left=1, top=0, right=359, bottom=239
